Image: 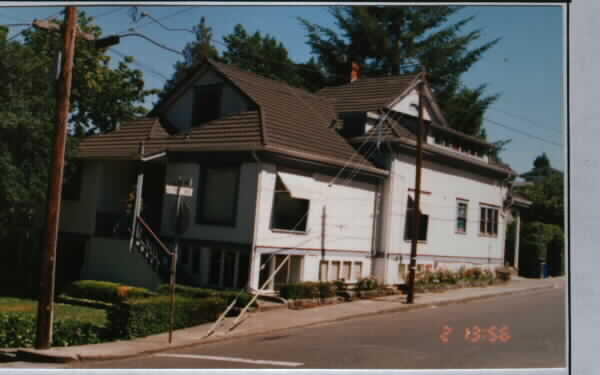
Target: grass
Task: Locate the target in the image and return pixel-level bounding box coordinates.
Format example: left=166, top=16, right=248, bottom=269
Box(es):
left=0, top=297, right=108, bottom=326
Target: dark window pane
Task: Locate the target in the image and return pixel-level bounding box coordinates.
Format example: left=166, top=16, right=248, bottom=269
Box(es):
left=420, top=214, right=429, bottom=241
left=191, top=248, right=200, bottom=274
left=237, top=254, right=250, bottom=289
left=404, top=209, right=414, bottom=240
left=209, top=249, right=221, bottom=285
left=62, top=160, right=83, bottom=201
left=271, top=192, right=309, bottom=231
left=198, top=166, right=239, bottom=225
left=192, top=85, right=222, bottom=126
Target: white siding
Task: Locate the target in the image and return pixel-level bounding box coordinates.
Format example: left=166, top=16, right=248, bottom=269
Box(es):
left=386, top=153, right=507, bottom=264
left=389, top=88, right=432, bottom=121
left=160, top=161, right=259, bottom=244
left=60, top=160, right=101, bottom=234
left=165, top=70, right=252, bottom=132
left=254, top=163, right=377, bottom=252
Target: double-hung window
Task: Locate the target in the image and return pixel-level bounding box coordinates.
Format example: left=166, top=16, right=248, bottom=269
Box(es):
left=404, top=196, right=429, bottom=241
left=479, top=205, right=499, bottom=236
left=270, top=174, right=309, bottom=233
left=197, top=165, right=240, bottom=226
left=456, top=200, right=468, bottom=233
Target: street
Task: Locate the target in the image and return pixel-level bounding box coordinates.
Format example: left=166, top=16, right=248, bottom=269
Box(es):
left=70, top=285, right=566, bottom=369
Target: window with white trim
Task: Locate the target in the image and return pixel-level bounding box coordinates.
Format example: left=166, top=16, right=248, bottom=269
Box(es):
left=456, top=200, right=468, bottom=233
left=271, top=176, right=309, bottom=232
left=480, top=206, right=499, bottom=236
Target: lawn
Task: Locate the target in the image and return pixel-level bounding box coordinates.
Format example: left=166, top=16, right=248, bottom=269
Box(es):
left=0, top=297, right=108, bottom=326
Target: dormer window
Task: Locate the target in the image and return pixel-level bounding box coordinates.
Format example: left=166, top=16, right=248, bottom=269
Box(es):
left=192, top=84, right=222, bottom=126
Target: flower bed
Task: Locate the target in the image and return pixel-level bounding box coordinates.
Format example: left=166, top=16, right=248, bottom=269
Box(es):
left=413, top=266, right=510, bottom=294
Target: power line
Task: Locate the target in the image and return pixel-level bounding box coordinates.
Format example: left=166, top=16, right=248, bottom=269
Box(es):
left=488, top=107, right=562, bottom=135
left=484, top=117, right=562, bottom=147
left=108, top=47, right=170, bottom=81
left=118, top=32, right=184, bottom=56
left=91, top=7, right=125, bottom=20
left=118, top=6, right=194, bottom=34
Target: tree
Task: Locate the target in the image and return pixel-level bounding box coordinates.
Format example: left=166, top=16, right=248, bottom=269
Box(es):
left=158, top=17, right=220, bottom=102
left=0, top=10, right=157, bottom=243
left=533, top=152, right=550, bottom=169
left=300, top=6, right=500, bottom=137
left=222, top=24, right=307, bottom=89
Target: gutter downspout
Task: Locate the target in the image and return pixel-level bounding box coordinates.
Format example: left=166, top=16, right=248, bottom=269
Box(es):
left=248, top=150, right=263, bottom=292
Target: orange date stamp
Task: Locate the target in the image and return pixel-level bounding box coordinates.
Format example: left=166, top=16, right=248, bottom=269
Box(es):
left=440, top=325, right=511, bottom=343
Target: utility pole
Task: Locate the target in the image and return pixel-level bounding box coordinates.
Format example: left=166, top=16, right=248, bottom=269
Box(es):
left=35, top=6, right=77, bottom=349
left=406, top=71, right=426, bottom=305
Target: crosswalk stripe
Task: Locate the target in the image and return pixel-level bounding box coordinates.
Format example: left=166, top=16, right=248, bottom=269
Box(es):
left=153, top=353, right=304, bottom=367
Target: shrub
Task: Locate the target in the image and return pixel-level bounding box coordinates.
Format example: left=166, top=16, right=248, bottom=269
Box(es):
left=355, top=277, right=379, bottom=291
left=0, top=313, right=108, bottom=348
left=157, top=284, right=254, bottom=308
left=107, top=295, right=227, bottom=339
left=64, top=280, right=156, bottom=304
left=495, top=266, right=512, bottom=282
left=278, top=282, right=336, bottom=300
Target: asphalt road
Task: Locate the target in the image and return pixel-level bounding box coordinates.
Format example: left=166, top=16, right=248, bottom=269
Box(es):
left=71, top=286, right=566, bottom=370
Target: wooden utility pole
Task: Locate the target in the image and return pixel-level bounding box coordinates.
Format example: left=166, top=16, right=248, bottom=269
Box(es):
left=406, top=73, right=426, bottom=305
left=35, top=6, right=77, bottom=349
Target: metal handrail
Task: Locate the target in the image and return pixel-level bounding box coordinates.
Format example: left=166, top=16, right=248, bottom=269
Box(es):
left=135, top=215, right=173, bottom=256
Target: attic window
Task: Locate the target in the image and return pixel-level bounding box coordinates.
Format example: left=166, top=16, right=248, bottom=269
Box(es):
left=192, top=84, right=222, bottom=126
left=271, top=174, right=310, bottom=233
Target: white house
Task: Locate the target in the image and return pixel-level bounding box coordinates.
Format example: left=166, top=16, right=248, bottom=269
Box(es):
left=59, top=58, right=517, bottom=291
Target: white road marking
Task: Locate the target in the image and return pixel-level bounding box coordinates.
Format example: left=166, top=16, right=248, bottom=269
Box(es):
left=153, top=353, right=304, bottom=367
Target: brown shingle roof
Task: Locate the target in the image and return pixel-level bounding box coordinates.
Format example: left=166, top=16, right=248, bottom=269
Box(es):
left=78, top=118, right=168, bottom=159
left=77, top=60, right=385, bottom=176
left=317, top=75, right=418, bottom=113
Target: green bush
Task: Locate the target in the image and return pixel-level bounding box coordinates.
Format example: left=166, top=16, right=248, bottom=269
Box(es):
left=355, top=277, right=380, bottom=291
left=157, top=284, right=254, bottom=308
left=64, top=280, right=156, bottom=304
left=278, top=282, right=336, bottom=300
left=0, top=313, right=108, bottom=348
left=495, top=266, right=512, bottom=282
left=107, top=295, right=227, bottom=339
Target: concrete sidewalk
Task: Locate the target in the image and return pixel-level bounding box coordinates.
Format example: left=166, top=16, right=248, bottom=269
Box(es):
left=10, top=277, right=563, bottom=364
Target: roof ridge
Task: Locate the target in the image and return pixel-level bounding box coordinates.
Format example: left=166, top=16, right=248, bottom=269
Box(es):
left=207, top=58, right=325, bottom=101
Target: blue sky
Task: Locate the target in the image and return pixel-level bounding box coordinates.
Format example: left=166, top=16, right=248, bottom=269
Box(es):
left=0, top=5, right=564, bottom=174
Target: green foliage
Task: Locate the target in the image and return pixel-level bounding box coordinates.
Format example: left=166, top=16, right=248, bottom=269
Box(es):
left=106, top=295, right=226, bottom=339
left=156, top=284, right=254, bottom=308
left=517, top=156, right=564, bottom=228
left=414, top=266, right=502, bottom=292
left=495, top=266, right=512, bottom=282
left=278, top=282, right=337, bottom=300
left=355, top=277, right=380, bottom=291
left=64, top=280, right=156, bottom=304
left=300, top=6, right=500, bottom=137
left=519, top=222, right=564, bottom=277
left=0, top=10, right=157, bottom=247
left=0, top=313, right=107, bottom=348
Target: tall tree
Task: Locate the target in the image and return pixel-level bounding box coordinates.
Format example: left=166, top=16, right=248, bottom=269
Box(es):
left=158, top=17, right=221, bottom=102
left=0, top=10, right=156, bottom=240
left=300, top=6, right=500, bottom=137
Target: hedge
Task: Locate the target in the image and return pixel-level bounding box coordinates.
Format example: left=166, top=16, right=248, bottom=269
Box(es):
left=0, top=313, right=107, bottom=348
left=157, top=284, right=254, bottom=308
left=64, top=280, right=156, bottom=304
left=106, top=295, right=227, bottom=339
left=279, top=282, right=337, bottom=300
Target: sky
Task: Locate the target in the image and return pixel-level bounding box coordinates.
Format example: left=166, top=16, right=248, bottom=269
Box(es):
left=0, top=4, right=564, bottom=174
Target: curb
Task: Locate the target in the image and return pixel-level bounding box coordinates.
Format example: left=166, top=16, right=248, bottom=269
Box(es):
left=14, top=284, right=556, bottom=364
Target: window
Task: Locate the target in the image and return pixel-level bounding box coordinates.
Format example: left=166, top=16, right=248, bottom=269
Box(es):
left=192, top=84, right=222, bottom=126
left=342, top=262, right=352, bottom=281
left=456, top=201, right=468, bottom=233
left=271, top=177, right=309, bottom=232
left=329, top=261, right=340, bottom=281
left=62, top=160, right=83, bottom=201
left=209, top=249, right=222, bottom=285
left=197, top=165, right=239, bottom=226
left=480, top=206, right=499, bottom=236
left=353, top=262, right=363, bottom=280
left=404, top=196, right=429, bottom=241
left=399, top=264, right=407, bottom=280
left=319, top=261, right=328, bottom=281
left=191, top=248, right=200, bottom=274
